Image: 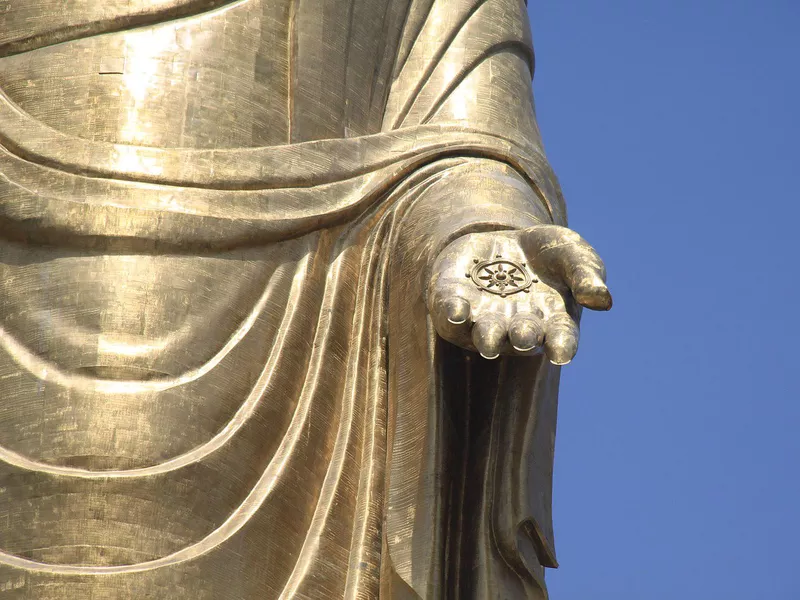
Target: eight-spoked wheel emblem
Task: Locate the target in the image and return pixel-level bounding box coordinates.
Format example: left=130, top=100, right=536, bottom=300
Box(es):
left=466, top=255, right=537, bottom=297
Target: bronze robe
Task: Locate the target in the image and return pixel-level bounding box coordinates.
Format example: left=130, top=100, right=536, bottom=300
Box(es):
left=0, top=0, right=567, bottom=597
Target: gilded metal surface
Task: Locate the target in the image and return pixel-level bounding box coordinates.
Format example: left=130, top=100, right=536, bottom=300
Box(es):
left=0, top=0, right=611, bottom=598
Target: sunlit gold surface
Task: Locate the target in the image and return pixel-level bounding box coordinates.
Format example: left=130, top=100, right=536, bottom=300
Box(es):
left=0, top=0, right=610, bottom=598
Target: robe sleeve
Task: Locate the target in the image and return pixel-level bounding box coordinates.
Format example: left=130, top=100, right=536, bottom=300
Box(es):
left=381, top=2, right=564, bottom=596
left=383, top=0, right=567, bottom=227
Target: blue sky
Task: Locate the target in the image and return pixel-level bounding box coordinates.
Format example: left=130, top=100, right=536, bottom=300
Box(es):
left=527, top=1, right=800, bottom=598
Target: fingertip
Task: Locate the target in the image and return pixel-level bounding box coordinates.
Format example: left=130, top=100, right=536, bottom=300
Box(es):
left=544, top=325, right=579, bottom=366
left=546, top=345, right=577, bottom=366
left=508, top=315, right=545, bottom=353
left=575, top=286, right=613, bottom=311
left=444, top=296, right=471, bottom=324
left=603, top=291, right=613, bottom=311
left=472, top=315, right=508, bottom=359
left=567, top=263, right=612, bottom=310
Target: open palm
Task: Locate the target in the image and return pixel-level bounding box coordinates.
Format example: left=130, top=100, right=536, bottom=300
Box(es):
left=428, top=225, right=612, bottom=364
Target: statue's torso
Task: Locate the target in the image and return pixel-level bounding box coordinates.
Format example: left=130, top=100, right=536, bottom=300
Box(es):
left=0, top=0, right=316, bottom=381
left=0, top=0, right=295, bottom=148
left=0, top=1, right=561, bottom=596
left=0, top=0, right=403, bottom=379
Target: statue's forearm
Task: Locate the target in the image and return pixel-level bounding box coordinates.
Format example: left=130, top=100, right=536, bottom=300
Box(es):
left=385, top=0, right=542, bottom=147
left=391, top=158, right=553, bottom=279
left=384, top=0, right=565, bottom=229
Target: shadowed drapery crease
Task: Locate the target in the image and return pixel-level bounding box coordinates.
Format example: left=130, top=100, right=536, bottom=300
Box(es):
left=0, top=0, right=565, bottom=597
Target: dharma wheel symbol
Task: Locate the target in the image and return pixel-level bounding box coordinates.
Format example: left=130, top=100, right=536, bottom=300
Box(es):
left=467, top=256, right=536, bottom=297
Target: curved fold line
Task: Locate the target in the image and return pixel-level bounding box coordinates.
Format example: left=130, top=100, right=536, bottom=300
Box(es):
left=0, top=239, right=345, bottom=573
left=0, top=94, right=530, bottom=190
left=0, top=256, right=302, bottom=395
left=342, top=184, right=426, bottom=598
left=0, top=143, right=557, bottom=251
left=0, top=250, right=311, bottom=479
left=289, top=171, right=446, bottom=598
left=365, top=0, right=396, bottom=128
left=286, top=0, right=298, bottom=142
left=389, top=0, right=491, bottom=129
left=420, top=41, right=535, bottom=126
left=392, top=0, right=435, bottom=80
left=279, top=203, right=391, bottom=597
left=0, top=0, right=249, bottom=58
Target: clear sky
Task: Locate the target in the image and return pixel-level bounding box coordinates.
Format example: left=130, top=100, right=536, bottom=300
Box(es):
left=527, top=1, right=800, bottom=598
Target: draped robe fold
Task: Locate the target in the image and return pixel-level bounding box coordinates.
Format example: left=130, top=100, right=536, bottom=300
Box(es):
left=0, top=0, right=569, bottom=597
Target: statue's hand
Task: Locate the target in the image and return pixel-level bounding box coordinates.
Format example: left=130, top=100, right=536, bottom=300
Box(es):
left=428, top=225, right=612, bottom=364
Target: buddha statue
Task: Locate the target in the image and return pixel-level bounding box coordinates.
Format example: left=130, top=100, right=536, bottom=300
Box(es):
left=0, top=1, right=611, bottom=597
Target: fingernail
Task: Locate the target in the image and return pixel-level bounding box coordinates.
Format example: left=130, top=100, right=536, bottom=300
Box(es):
left=445, top=298, right=471, bottom=324
left=480, top=353, right=500, bottom=360
left=603, top=292, right=613, bottom=311
left=545, top=329, right=579, bottom=365
left=513, top=345, right=536, bottom=352
left=548, top=347, right=572, bottom=364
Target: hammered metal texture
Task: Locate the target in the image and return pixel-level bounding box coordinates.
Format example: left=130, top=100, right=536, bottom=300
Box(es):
left=0, top=1, right=611, bottom=598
